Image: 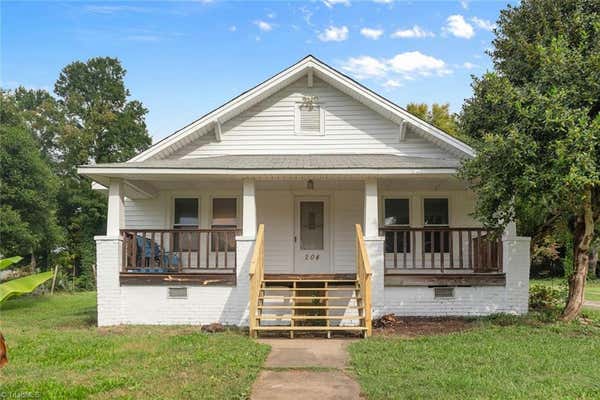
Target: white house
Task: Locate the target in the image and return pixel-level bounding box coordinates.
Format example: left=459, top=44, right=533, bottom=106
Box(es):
left=78, top=55, right=531, bottom=337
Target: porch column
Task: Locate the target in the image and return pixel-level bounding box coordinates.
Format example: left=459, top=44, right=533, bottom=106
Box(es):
left=235, top=178, right=257, bottom=326
left=363, top=178, right=385, bottom=317
left=106, top=179, right=124, bottom=237
left=364, top=178, right=379, bottom=237
left=242, top=178, right=257, bottom=237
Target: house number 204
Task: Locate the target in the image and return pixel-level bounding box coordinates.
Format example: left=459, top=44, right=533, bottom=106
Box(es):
left=305, top=254, right=320, bottom=261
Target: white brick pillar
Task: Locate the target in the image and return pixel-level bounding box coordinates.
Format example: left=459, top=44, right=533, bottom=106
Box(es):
left=502, top=222, right=531, bottom=314
left=363, top=179, right=385, bottom=317
left=95, top=236, right=122, bottom=326
left=234, top=237, right=255, bottom=326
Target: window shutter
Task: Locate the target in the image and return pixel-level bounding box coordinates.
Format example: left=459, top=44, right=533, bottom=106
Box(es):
left=299, top=105, right=321, bottom=133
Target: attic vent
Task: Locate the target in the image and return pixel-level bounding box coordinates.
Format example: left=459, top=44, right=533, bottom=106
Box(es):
left=434, top=287, right=454, bottom=298
left=168, top=287, right=188, bottom=299
left=295, top=97, right=324, bottom=135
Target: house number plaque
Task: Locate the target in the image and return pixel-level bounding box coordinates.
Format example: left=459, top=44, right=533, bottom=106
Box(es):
left=304, top=254, right=320, bottom=261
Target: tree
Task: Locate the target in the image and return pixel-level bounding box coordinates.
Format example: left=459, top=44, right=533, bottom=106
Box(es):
left=0, top=120, right=62, bottom=260
left=54, top=57, right=151, bottom=166
left=459, top=0, right=600, bottom=320
left=52, top=57, right=152, bottom=274
left=406, top=103, right=461, bottom=139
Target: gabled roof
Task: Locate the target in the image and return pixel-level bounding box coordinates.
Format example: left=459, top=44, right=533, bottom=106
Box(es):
left=130, top=55, right=474, bottom=162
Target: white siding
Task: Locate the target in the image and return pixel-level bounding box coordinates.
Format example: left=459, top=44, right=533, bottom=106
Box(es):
left=124, top=195, right=166, bottom=229
left=256, top=190, right=294, bottom=273
left=168, top=76, right=458, bottom=159
left=333, top=190, right=363, bottom=273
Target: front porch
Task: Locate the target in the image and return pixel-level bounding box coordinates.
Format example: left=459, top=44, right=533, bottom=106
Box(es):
left=90, top=173, right=529, bottom=328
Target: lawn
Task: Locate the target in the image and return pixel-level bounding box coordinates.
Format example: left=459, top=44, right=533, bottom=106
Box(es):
left=531, top=278, right=600, bottom=302
left=0, top=292, right=270, bottom=400
left=349, top=314, right=600, bottom=400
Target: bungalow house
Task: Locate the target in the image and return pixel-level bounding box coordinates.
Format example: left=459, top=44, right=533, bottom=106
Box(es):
left=78, top=55, right=531, bottom=337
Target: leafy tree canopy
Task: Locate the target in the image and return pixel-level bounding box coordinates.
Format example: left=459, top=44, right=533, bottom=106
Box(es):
left=459, top=0, right=600, bottom=319
left=406, top=102, right=462, bottom=139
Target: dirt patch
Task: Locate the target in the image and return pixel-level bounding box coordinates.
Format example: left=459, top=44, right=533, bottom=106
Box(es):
left=373, top=314, right=475, bottom=337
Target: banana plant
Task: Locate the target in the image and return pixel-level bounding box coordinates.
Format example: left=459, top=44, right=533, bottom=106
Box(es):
left=0, top=256, right=53, bottom=303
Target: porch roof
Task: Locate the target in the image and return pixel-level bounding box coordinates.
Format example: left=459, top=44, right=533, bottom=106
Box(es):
left=82, top=154, right=460, bottom=170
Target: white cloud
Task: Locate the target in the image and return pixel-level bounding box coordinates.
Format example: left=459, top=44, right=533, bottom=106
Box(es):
left=383, top=79, right=402, bottom=88
left=360, top=27, right=384, bottom=40
left=388, top=51, right=451, bottom=77
left=340, top=51, right=451, bottom=85
left=373, top=0, right=394, bottom=3
left=322, top=0, right=350, bottom=7
left=444, top=15, right=474, bottom=39
left=391, top=25, right=434, bottom=39
left=471, top=17, right=496, bottom=31
left=341, top=56, right=387, bottom=78
left=228, top=25, right=237, bottom=32
left=318, top=25, right=349, bottom=42
left=254, top=20, right=273, bottom=32
left=267, top=12, right=276, bottom=19
left=460, top=0, right=469, bottom=9
left=462, top=62, right=478, bottom=69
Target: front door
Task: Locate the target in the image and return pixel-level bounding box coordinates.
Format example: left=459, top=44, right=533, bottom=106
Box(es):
left=294, top=198, right=330, bottom=273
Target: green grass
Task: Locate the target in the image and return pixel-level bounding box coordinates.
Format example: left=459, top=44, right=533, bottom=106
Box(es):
left=531, top=278, right=600, bottom=302
left=0, top=292, right=270, bottom=399
left=349, top=316, right=600, bottom=400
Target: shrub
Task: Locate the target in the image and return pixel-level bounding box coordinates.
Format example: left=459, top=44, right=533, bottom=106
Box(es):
left=529, top=283, right=566, bottom=311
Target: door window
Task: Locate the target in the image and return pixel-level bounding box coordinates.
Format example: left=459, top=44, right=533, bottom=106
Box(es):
left=300, top=201, right=324, bottom=250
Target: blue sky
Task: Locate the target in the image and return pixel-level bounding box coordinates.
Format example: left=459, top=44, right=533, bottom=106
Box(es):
left=2, top=1, right=513, bottom=141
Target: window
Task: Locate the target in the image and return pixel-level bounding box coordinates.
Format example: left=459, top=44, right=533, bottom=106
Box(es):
left=212, top=198, right=237, bottom=252
left=424, top=198, right=450, bottom=253
left=295, top=99, right=324, bottom=135
left=173, top=198, right=199, bottom=251
left=384, top=199, right=411, bottom=253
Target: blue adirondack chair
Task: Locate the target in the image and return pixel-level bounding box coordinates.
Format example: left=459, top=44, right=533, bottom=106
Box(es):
left=134, top=236, right=179, bottom=272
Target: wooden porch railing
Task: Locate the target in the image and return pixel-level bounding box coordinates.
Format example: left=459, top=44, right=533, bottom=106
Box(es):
left=355, top=224, right=372, bottom=337
left=379, top=227, right=503, bottom=273
left=248, top=224, right=265, bottom=338
left=121, top=228, right=241, bottom=273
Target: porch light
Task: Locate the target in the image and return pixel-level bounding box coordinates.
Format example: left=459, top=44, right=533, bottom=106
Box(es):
left=306, top=179, right=314, bottom=190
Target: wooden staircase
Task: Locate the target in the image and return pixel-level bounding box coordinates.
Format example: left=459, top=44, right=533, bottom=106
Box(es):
left=253, top=276, right=368, bottom=338
left=248, top=224, right=373, bottom=338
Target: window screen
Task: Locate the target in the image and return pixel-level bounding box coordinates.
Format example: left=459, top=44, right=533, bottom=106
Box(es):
left=173, top=198, right=199, bottom=251
left=384, top=199, right=410, bottom=253
left=424, top=198, right=449, bottom=253
left=212, top=198, right=237, bottom=252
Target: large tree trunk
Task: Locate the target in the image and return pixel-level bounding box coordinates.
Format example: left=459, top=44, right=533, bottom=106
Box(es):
left=561, top=190, right=595, bottom=321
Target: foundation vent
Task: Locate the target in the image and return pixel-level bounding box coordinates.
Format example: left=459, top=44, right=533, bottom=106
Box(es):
left=168, top=287, right=188, bottom=299
left=434, top=287, right=454, bottom=298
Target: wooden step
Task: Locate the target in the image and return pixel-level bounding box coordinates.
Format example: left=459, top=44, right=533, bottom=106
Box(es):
left=263, top=279, right=357, bottom=283
left=257, top=315, right=365, bottom=320
left=261, top=287, right=357, bottom=291
left=259, top=296, right=360, bottom=300
left=258, top=305, right=363, bottom=310
left=253, top=326, right=367, bottom=331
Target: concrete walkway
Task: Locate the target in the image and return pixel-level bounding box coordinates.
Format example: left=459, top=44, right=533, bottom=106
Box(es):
left=584, top=300, right=600, bottom=309
left=251, top=339, right=362, bottom=400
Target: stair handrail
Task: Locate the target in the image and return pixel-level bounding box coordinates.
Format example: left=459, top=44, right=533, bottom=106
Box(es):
left=248, top=224, right=265, bottom=337
left=355, top=224, right=373, bottom=337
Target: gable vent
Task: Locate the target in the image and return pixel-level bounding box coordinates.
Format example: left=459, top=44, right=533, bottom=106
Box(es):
left=300, top=104, right=321, bottom=132
left=168, top=287, right=188, bottom=299
left=434, top=287, right=454, bottom=298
